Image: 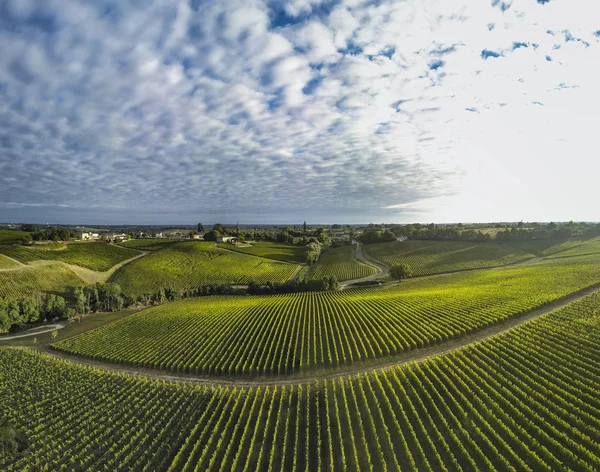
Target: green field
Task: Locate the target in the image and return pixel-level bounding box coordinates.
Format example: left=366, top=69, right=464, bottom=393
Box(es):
left=0, top=264, right=84, bottom=298
left=0, top=242, right=141, bottom=271
left=546, top=236, right=600, bottom=259
left=364, top=240, right=535, bottom=276
left=4, top=290, right=600, bottom=470
left=119, top=238, right=180, bottom=251
left=309, top=245, right=377, bottom=281
left=0, top=230, right=31, bottom=243
left=217, top=241, right=305, bottom=264
left=111, top=241, right=300, bottom=298
left=0, top=254, right=20, bottom=269
left=55, top=254, right=600, bottom=375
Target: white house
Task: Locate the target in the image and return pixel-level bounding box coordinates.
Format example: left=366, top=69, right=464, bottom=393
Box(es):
left=216, top=236, right=237, bottom=244
left=81, top=232, right=99, bottom=240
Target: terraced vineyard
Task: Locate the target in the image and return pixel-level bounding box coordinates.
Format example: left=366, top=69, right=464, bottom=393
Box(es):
left=54, top=255, right=600, bottom=375
left=119, top=238, right=180, bottom=251
left=0, top=264, right=83, bottom=298
left=4, top=290, right=600, bottom=470
left=309, top=245, right=377, bottom=281
left=111, top=241, right=300, bottom=298
left=365, top=240, right=534, bottom=276
left=218, top=241, right=305, bottom=264
left=0, top=242, right=141, bottom=271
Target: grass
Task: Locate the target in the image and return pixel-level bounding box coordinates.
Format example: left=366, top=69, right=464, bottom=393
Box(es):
left=2, top=290, right=600, bottom=470
left=0, top=263, right=84, bottom=299
left=111, top=241, right=301, bottom=298
left=218, top=241, right=305, bottom=264
left=364, top=240, right=535, bottom=276
left=308, top=245, right=377, bottom=281
left=0, top=242, right=141, bottom=271
left=54, top=254, right=600, bottom=376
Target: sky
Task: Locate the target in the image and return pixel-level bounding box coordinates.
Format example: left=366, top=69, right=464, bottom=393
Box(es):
left=0, top=0, right=599, bottom=225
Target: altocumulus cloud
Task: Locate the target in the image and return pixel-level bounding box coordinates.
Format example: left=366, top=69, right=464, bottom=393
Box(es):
left=0, top=0, right=599, bottom=224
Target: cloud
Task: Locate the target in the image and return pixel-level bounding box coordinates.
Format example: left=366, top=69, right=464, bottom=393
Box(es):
left=0, top=0, right=599, bottom=224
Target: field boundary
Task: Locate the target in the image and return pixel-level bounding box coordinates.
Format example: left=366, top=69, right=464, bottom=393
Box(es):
left=26, top=281, right=600, bottom=388
left=29, top=251, right=149, bottom=284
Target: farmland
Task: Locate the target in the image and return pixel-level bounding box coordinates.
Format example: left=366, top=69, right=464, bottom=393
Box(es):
left=0, top=264, right=83, bottom=298
left=0, top=242, right=141, bottom=271
left=0, top=230, right=31, bottom=243
left=111, top=241, right=300, bottom=298
left=54, top=254, right=600, bottom=375
left=308, top=245, right=377, bottom=281
left=119, top=238, right=180, bottom=251
left=0, top=254, right=19, bottom=269
left=218, top=241, right=305, bottom=264
left=3, top=290, right=600, bottom=470
left=364, top=240, right=535, bottom=276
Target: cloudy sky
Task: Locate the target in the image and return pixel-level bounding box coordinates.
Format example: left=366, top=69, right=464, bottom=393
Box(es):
left=0, top=0, right=598, bottom=225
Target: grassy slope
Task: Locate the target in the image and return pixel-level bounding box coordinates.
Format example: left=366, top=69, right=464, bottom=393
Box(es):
left=308, top=245, right=377, bottom=281
left=364, top=240, right=535, bottom=276
left=118, top=238, right=181, bottom=251
left=0, top=242, right=141, bottom=271
left=217, top=241, right=305, bottom=264
left=111, top=241, right=300, bottom=298
left=0, top=264, right=84, bottom=298
left=55, top=254, right=600, bottom=376
left=0, top=230, right=31, bottom=243
left=0, top=254, right=20, bottom=268
left=3, top=291, right=600, bottom=470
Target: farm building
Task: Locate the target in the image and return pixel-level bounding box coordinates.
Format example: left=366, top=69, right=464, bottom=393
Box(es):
left=216, top=236, right=237, bottom=244
left=80, top=232, right=99, bottom=240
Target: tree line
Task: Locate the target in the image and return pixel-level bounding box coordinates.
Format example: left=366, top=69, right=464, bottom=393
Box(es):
left=1, top=275, right=342, bottom=333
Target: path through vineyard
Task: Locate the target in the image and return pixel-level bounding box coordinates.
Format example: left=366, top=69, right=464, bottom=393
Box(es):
left=26, top=281, right=600, bottom=388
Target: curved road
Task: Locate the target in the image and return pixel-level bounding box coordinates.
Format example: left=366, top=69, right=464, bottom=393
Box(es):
left=339, top=243, right=389, bottom=288
left=19, top=281, right=600, bottom=388
left=0, top=324, right=65, bottom=341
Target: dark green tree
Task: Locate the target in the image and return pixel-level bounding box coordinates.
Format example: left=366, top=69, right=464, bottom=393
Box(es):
left=390, top=263, right=413, bottom=282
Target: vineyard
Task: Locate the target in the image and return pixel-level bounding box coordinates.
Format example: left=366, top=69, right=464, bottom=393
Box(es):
left=218, top=241, right=305, bottom=264
left=308, top=245, right=377, bottom=282
left=0, top=242, right=141, bottom=271
left=54, top=255, right=600, bottom=375
left=364, top=240, right=535, bottom=276
left=119, top=238, right=180, bottom=251
left=0, top=254, right=19, bottom=269
left=0, top=264, right=84, bottom=298
left=0, top=230, right=31, bottom=243
left=111, top=241, right=300, bottom=298
left=3, top=290, right=600, bottom=470
left=546, top=236, right=600, bottom=259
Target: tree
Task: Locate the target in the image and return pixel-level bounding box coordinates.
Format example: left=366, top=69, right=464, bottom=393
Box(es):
left=21, top=224, right=36, bottom=232
left=213, top=223, right=225, bottom=234
left=304, top=241, right=323, bottom=264
left=197, top=223, right=204, bottom=233
left=303, top=221, right=307, bottom=232
left=20, top=298, right=39, bottom=323
left=390, top=264, right=413, bottom=282
left=203, top=230, right=220, bottom=241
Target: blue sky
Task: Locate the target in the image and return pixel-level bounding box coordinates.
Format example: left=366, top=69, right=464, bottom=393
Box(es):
left=0, top=0, right=598, bottom=225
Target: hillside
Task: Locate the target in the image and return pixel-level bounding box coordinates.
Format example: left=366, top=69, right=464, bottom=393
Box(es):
left=55, top=254, right=600, bottom=376
left=111, top=241, right=301, bottom=298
